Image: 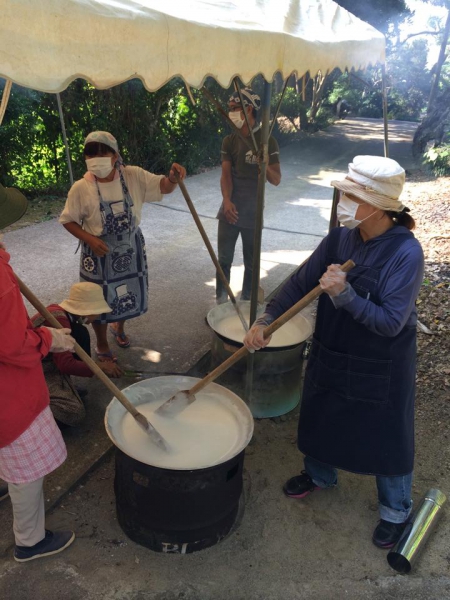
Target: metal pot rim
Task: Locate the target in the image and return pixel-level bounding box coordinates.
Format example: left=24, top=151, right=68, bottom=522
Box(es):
left=104, top=375, right=254, bottom=471
left=207, top=301, right=313, bottom=348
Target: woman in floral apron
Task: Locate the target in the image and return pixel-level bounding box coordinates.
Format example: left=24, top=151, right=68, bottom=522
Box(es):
left=60, top=131, right=186, bottom=361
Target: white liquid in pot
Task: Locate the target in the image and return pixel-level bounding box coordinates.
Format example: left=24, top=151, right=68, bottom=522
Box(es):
left=214, top=314, right=310, bottom=347
left=117, top=391, right=241, bottom=469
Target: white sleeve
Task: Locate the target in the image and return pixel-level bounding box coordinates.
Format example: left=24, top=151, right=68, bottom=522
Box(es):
left=59, top=183, right=84, bottom=225
left=135, top=167, right=164, bottom=203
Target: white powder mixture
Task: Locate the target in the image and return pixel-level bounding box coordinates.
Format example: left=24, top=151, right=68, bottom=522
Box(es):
left=214, top=314, right=311, bottom=347
left=116, top=391, right=242, bottom=469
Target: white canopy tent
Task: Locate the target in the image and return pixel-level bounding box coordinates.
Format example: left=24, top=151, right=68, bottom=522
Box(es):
left=0, top=0, right=386, bottom=405
left=0, top=0, right=384, bottom=93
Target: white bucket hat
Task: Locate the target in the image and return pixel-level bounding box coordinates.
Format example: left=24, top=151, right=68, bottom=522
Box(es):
left=60, top=283, right=112, bottom=316
left=84, top=131, right=119, bottom=154
left=331, top=156, right=406, bottom=212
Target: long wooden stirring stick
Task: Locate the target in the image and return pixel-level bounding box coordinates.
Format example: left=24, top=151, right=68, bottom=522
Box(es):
left=156, top=259, right=356, bottom=416
left=174, top=172, right=249, bottom=332
left=16, top=276, right=168, bottom=450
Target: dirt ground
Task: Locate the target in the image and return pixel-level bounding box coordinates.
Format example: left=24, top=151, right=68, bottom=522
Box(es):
left=1, top=135, right=449, bottom=599
left=403, top=172, right=450, bottom=500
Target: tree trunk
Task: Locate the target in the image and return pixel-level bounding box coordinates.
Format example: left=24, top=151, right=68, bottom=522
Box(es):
left=427, top=8, right=450, bottom=115
left=309, top=72, right=329, bottom=122
left=413, top=86, right=450, bottom=156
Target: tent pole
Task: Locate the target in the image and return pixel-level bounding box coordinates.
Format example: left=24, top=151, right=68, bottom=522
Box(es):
left=234, top=79, right=259, bottom=153
left=328, top=187, right=340, bottom=232
left=201, top=87, right=253, bottom=151
left=56, top=93, right=74, bottom=186
left=0, top=78, right=12, bottom=126
left=244, top=80, right=272, bottom=407
left=269, top=75, right=290, bottom=137
left=381, top=64, right=389, bottom=158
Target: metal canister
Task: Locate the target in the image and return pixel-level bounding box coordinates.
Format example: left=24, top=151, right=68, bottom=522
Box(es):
left=387, top=488, right=447, bottom=574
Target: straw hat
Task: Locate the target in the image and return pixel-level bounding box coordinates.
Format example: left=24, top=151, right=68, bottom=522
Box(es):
left=60, top=283, right=112, bottom=316
left=0, top=184, right=28, bottom=229
left=331, top=156, right=406, bottom=212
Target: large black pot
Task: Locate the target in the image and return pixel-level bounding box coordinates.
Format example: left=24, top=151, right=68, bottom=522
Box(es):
left=105, top=376, right=254, bottom=554
left=114, top=448, right=244, bottom=553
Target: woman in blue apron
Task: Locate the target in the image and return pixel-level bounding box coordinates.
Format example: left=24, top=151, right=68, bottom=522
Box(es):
left=60, top=131, right=186, bottom=361
left=244, top=156, right=424, bottom=549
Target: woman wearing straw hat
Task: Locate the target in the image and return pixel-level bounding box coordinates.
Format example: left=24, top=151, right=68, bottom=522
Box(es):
left=244, top=156, right=424, bottom=549
left=60, top=131, right=186, bottom=362
left=0, top=183, right=76, bottom=561
left=31, top=283, right=123, bottom=427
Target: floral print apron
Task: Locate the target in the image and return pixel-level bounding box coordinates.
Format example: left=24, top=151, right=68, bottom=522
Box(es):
left=80, top=169, right=148, bottom=324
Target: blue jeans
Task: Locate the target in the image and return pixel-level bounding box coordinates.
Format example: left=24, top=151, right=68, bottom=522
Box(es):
left=216, top=220, right=254, bottom=302
left=304, top=455, right=413, bottom=524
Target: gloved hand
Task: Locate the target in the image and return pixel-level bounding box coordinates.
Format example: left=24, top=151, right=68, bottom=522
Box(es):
left=243, top=324, right=271, bottom=351
left=319, top=264, right=347, bottom=297
left=42, top=327, right=76, bottom=353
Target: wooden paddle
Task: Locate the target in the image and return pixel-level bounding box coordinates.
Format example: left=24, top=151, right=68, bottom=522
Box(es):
left=174, top=172, right=249, bottom=332
left=16, top=276, right=168, bottom=451
left=156, top=259, right=356, bottom=416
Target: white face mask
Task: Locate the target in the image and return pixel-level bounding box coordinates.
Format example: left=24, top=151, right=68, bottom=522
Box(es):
left=228, top=111, right=245, bottom=129
left=85, top=157, right=114, bottom=179
left=337, top=195, right=378, bottom=229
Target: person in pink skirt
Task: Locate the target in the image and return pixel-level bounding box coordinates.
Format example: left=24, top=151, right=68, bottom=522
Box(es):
left=0, top=183, right=76, bottom=562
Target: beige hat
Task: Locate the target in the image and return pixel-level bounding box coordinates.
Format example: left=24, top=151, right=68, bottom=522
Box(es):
left=60, top=283, right=112, bottom=316
left=331, top=155, right=406, bottom=212
left=0, top=184, right=28, bottom=229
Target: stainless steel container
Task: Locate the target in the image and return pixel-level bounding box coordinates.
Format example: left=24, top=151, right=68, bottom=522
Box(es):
left=207, top=302, right=313, bottom=418
left=387, top=488, right=447, bottom=574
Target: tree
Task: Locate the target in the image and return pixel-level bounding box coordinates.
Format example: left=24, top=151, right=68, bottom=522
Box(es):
left=334, top=0, right=410, bottom=33
left=411, top=1, right=450, bottom=156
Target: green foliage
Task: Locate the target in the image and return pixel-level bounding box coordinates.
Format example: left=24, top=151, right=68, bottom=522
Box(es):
left=388, top=39, right=432, bottom=120
left=424, top=143, right=450, bottom=174
left=307, top=106, right=335, bottom=132
left=323, top=38, right=432, bottom=122
left=0, top=78, right=230, bottom=195
left=270, top=87, right=308, bottom=132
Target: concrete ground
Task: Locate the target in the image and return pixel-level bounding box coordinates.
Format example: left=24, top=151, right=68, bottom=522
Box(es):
left=2, top=118, right=446, bottom=599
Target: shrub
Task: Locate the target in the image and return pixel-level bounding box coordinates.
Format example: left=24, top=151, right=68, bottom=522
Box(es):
left=424, top=144, right=450, bottom=176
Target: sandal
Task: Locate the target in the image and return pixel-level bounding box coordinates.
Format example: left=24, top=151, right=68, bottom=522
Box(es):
left=95, top=350, right=118, bottom=363
left=109, top=325, right=131, bottom=348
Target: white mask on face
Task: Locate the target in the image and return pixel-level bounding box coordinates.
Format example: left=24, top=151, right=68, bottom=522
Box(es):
left=228, top=110, right=245, bottom=129
left=337, top=195, right=378, bottom=229
left=85, top=157, right=114, bottom=179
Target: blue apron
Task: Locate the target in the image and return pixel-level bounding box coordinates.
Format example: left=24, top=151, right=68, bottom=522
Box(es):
left=79, top=169, right=148, bottom=324
left=298, top=227, right=416, bottom=476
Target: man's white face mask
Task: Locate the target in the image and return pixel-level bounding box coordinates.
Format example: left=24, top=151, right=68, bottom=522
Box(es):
left=228, top=110, right=245, bottom=129
left=85, top=157, right=114, bottom=179
left=337, top=194, right=378, bottom=229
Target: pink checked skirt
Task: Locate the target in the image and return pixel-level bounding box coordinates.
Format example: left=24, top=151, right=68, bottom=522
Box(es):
left=0, top=407, right=67, bottom=484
